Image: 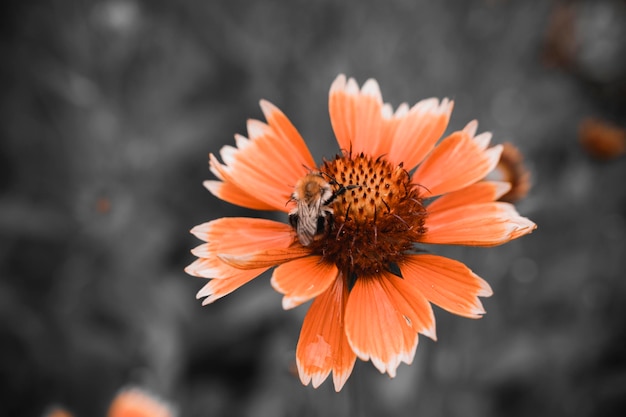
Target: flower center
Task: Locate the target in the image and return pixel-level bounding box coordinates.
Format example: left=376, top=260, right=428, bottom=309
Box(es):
left=309, top=153, right=427, bottom=277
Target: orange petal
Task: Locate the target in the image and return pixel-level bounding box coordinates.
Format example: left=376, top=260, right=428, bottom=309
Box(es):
left=385, top=98, right=454, bottom=170
left=426, top=181, right=511, bottom=213
left=260, top=99, right=317, bottom=171
left=187, top=217, right=298, bottom=303
left=194, top=263, right=270, bottom=305
left=422, top=202, right=537, bottom=246
left=329, top=75, right=386, bottom=156
left=344, top=272, right=436, bottom=377
left=209, top=152, right=292, bottom=212
left=189, top=218, right=294, bottom=258
left=203, top=180, right=276, bottom=211
left=329, top=75, right=356, bottom=153
left=296, top=275, right=356, bottom=392
left=271, top=256, right=338, bottom=309
left=462, top=120, right=493, bottom=151
left=107, top=387, right=173, bottom=417
left=400, top=254, right=492, bottom=318
left=208, top=100, right=316, bottom=211
left=219, top=246, right=311, bottom=270
left=185, top=254, right=230, bottom=278
left=413, top=131, right=502, bottom=197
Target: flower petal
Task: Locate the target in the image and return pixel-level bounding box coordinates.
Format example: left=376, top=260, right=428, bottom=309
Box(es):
left=208, top=100, right=316, bottom=211
left=203, top=180, right=276, bottom=211
left=422, top=202, right=537, bottom=246
left=385, top=98, right=454, bottom=170
left=462, top=120, right=493, bottom=151
left=219, top=247, right=310, bottom=270
left=328, top=74, right=355, bottom=153
left=195, top=267, right=269, bottom=305
left=413, top=131, right=502, bottom=197
left=344, top=272, right=436, bottom=377
left=426, top=181, right=512, bottom=213
left=186, top=256, right=270, bottom=305
left=296, top=275, right=356, bottom=392
left=400, top=254, right=493, bottom=318
left=186, top=217, right=300, bottom=304
left=329, top=75, right=385, bottom=156
left=271, top=256, right=338, bottom=309
left=190, top=217, right=294, bottom=258
left=259, top=99, right=316, bottom=172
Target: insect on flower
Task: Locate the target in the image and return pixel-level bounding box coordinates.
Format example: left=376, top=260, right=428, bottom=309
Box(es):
left=186, top=74, right=537, bottom=392
left=288, top=172, right=357, bottom=246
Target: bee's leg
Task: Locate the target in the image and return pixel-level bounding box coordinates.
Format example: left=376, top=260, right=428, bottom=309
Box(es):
left=289, top=212, right=299, bottom=229
left=323, top=184, right=359, bottom=206
left=325, top=213, right=334, bottom=235
left=316, top=215, right=327, bottom=235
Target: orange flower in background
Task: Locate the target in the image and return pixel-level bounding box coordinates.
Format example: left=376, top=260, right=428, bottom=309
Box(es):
left=107, top=388, right=173, bottom=417
left=186, top=74, right=536, bottom=391
left=579, top=117, right=626, bottom=160
left=42, top=387, right=173, bottom=417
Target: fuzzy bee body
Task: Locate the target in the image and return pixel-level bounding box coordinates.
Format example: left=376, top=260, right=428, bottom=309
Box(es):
left=289, top=173, right=347, bottom=246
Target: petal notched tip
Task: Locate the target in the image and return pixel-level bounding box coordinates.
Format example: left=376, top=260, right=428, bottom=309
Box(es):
left=332, top=369, right=352, bottom=392
left=330, top=73, right=347, bottom=92
left=463, top=119, right=478, bottom=138
left=281, top=296, right=299, bottom=310
left=394, top=102, right=409, bottom=117
left=478, top=276, right=494, bottom=298
left=361, top=78, right=383, bottom=101
left=511, top=217, right=538, bottom=239
left=196, top=283, right=213, bottom=300
left=486, top=144, right=504, bottom=171
left=331, top=74, right=363, bottom=96
left=420, top=319, right=438, bottom=342
left=245, top=118, right=270, bottom=140
left=296, top=359, right=332, bottom=390
left=258, top=98, right=278, bottom=120
left=364, top=340, right=418, bottom=378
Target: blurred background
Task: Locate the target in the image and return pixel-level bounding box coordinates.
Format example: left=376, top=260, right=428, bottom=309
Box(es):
left=1, top=0, right=626, bottom=416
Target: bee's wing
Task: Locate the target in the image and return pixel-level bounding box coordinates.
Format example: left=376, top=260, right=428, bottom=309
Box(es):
left=296, top=200, right=321, bottom=244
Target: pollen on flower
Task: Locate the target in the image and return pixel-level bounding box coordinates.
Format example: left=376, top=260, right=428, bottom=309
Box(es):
left=309, top=153, right=427, bottom=276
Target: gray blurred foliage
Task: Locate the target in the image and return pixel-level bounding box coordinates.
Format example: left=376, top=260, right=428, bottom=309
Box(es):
left=1, top=0, right=625, bottom=416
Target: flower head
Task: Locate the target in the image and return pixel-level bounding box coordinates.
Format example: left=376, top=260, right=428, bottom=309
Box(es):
left=42, top=387, right=173, bottom=417
left=579, top=117, right=626, bottom=160
left=186, top=74, right=536, bottom=391
left=487, top=142, right=532, bottom=203
left=107, top=387, right=174, bottom=417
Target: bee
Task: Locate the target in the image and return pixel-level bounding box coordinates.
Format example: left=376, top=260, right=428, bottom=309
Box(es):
left=288, top=172, right=354, bottom=246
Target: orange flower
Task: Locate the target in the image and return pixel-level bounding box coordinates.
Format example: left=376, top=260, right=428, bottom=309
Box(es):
left=186, top=75, right=537, bottom=391
left=107, top=387, right=174, bottom=417
left=579, top=117, right=626, bottom=160
left=42, top=387, right=173, bottom=417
